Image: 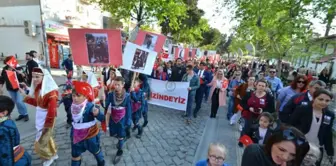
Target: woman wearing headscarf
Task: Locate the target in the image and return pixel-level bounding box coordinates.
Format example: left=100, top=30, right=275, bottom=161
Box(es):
left=20, top=67, right=59, bottom=166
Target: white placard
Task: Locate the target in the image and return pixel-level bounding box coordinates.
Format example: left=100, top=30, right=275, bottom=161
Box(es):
left=148, top=79, right=189, bottom=111
left=121, top=42, right=157, bottom=75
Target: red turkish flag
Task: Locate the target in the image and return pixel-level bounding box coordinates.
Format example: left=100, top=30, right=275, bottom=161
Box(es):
left=6, top=70, right=19, bottom=89
left=239, top=135, right=253, bottom=146
left=162, top=52, right=169, bottom=59
left=6, top=56, right=18, bottom=68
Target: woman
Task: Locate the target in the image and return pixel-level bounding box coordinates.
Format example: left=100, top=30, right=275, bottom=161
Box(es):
left=207, top=70, right=228, bottom=118
left=318, top=68, right=329, bottom=85
left=164, top=61, right=173, bottom=79
left=155, top=66, right=168, bottom=81
left=242, top=126, right=309, bottom=166
left=301, top=143, right=321, bottom=166
left=278, top=75, right=308, bottom=122
left=290, top=89, right=335, bottom=165
left=182, top=65, right=200, bottom=124
left=105, top=68, right=116, bottom=93
left=240, top=79, right=275, bottom=142
left=230, top=76, right=256, bottom=125
left=21, top=67, right=59, bottom=166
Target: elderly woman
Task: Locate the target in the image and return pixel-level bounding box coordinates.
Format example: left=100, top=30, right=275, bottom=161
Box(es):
left=301, top=143, right=321, bottom=166
left=207, top=70, right=228, bottom=118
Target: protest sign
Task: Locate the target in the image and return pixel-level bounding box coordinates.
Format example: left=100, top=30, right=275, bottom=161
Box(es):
left=121, top=42, right=157, bottom=75
left=148, top=79, right=189, bottom=111
left=134, top=30, right=166, bottom=53
left=68, top=29, right=122, bottom=66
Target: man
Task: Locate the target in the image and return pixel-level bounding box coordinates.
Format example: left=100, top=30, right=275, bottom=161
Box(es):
left=265, top=68, right=283, bottom=97
left=170, top=58, right=186, bottom=81
left=30, top=50, right=41, bottom=66
left=280, top=80, right=326, bottom=123
left=0, top=56, right=29, bottom=121
left=61, top=54, right=73, bottom=80
left=193, top=62, right=210, bottom=118
left=102, top=66, right=113, bottom=85
left=182, top=65, right=200, bottom=124
left=25, top=52, right=39, bottom=86
left=21, top=67, right=59, bottom=166
left=227, top=71, right=244, bottom=120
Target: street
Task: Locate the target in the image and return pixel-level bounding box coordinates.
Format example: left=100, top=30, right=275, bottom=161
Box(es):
left=3, top=69, right=241, bottom=166
left=18, top=96, right=242, bottom=166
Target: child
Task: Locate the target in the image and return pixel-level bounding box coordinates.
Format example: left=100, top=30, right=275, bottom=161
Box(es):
left=0, top=95, right=31, bottom=166
left=130, top=78, right=144, bottom=138
left=58, top=84, right=73, bottom=128
left=105, top=76, right=132, bottom=157
left=70, top=81, right=105, bottom=166
left=246, top=112, right=274, bottom=145
left=139, top=74, right=150, bottom=127
left=196, top=143, right=229, bottom=166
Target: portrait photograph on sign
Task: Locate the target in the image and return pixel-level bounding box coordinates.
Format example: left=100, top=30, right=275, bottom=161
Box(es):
left=131, top=48, right=149, bottom=70
left=85, top=33, right=109, bottom=64
left=121, top=42, right=157, bottom=75
left=68, top=29, right=123, bottom=66
left=142, top=34, right=158, bottom=51
left=134, top=30, right=166, bottom=53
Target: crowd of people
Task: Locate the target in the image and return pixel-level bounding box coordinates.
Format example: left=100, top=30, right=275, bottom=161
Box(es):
left=0, top=50, right=334, bottom=166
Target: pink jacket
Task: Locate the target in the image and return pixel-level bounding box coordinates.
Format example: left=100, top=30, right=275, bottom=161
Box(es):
left=207, top=77, right=228, bottom=106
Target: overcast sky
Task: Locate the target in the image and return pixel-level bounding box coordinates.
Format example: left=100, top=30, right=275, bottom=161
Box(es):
left=197, top=0, right=336, bottom=36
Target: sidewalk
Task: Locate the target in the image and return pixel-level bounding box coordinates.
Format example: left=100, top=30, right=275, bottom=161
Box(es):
left=193, top=105, right=242, bottom=166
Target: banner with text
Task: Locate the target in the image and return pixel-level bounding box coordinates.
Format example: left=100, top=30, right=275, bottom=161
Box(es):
left=148, top=79, right=189, bottom=111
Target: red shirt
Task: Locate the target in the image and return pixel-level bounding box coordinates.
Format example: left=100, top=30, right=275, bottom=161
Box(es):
left=242, top=93, right=267, bottom=119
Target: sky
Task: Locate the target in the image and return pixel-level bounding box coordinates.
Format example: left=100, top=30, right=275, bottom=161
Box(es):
left=197, top=0, right=336, bottom=36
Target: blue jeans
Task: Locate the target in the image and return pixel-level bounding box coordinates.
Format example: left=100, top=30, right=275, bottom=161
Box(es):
left=227, top=96, right=234, bottom=119
left=8, top=90, right=28, bottom=116
left=186, top=93, right=195, bottom=120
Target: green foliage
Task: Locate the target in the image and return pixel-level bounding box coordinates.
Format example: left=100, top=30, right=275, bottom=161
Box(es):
left=311, top=0, right=336, bottom=36
left=222, top=0, right=314, bottom=61
left=92, top=0, right=187, bottom=30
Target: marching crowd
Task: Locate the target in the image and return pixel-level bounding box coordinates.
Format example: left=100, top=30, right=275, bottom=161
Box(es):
left=0, top=51, right=334, bottom=166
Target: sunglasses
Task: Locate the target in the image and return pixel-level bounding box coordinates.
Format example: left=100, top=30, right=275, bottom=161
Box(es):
left=270, top=71, right=276, bottom=73
left=283, top=129, right=307, bottom=146
left=297, top=81, right=306, bottom=84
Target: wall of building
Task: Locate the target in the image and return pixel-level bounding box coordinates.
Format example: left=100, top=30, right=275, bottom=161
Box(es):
left=0, top=5, right=43, bottom=60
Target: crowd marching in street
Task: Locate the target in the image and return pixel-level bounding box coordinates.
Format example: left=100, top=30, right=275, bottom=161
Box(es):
left=0, top=50, right=335, bottom=166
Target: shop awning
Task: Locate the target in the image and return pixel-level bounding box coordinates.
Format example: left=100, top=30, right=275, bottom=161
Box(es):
left=312, top=54, right=336, bottom=63
left=47, top=33, right=69, bottom=42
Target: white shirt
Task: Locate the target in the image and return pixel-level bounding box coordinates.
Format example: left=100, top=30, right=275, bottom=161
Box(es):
left=216, top=79, right=222, bottom=88
left=105, top=68, right=109, bottom=78
left=258, top=127, right=268, bottom=144
left=305, top=111, right=322, bottom=146
left=198, top=70, right=204, bottom=77
left=308, top=92, right=313, bottom=101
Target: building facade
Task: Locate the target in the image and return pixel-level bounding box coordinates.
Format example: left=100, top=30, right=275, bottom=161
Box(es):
left=0, top=0, right=107, bottom=63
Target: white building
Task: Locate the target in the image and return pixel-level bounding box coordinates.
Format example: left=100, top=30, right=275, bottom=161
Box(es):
left=0, top=0, right=106, bottom=62
left=0, top=0, right=43, bottom=60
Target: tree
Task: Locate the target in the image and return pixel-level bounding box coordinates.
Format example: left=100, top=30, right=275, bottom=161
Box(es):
left=199, top=28, right=222, bottom=48
left=311, top=0, right=336, bottom=37
left=226, top=0, right=314, bottom=59
left=92, top=0, right=187, bottom=30
left=159, top=0, right=209, bottom=44
left=171, top=18, right=210, bottom=45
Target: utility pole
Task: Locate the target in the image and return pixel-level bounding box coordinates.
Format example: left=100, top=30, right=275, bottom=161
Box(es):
left=39, top=0, right=50, bottom=71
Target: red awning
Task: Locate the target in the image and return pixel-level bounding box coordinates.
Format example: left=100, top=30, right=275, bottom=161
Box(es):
left=47, top=33, right=69, bottom=42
